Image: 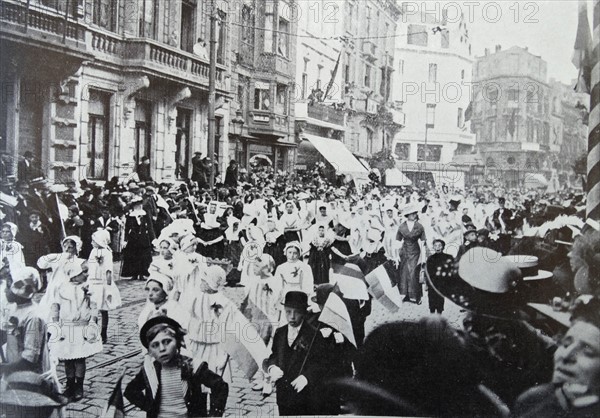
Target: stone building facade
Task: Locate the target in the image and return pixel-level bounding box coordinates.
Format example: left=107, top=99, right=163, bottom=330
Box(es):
left=1, top=0, right=231, bottom=183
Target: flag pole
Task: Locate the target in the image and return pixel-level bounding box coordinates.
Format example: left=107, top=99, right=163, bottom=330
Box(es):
left=55, top=193, right=66, bottom=240
left=586, top=0, right=600, bottom=220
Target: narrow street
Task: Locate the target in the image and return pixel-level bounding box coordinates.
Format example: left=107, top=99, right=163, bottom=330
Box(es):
left=57, top=261, right=465, bottom=417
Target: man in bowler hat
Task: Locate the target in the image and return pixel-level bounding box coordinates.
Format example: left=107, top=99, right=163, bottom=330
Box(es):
left=263, top=291, right=329, bottom=416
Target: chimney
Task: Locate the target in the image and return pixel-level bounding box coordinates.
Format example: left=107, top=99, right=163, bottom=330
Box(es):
left=495, top=45, right=501, bottom=52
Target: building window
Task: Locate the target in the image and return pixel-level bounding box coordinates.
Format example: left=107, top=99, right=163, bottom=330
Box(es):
left=490, top=120, right=496, bottom=141
left=241, top=4, right=255, bottom=63
left=394, top=143, right=410, bottom=160
left=175, top=108, right=191, bottom=179
left=417, top=144, right=442, bottom=162
left=398, top=59, right=404, bottom=75
left=216, top=10, right=227, bottom=64
left=264, top=3, right=274, bottom=53
left=277, top=16, right=289, bottom=57
left=276, top=84, right=287, bottom=115
left=457, top=107, right=463, bottom=128
left=461, top=69, right=465, bottom=80
left=364, top=64, right=371, bottom=88
left=180, top=0, right=196, bottom=53
left=366, top=6, right=371, bottom=36
left=407, top=24, right=427, bottom=46
left=140, top=0, right=159, bottom=39
left=441, top=29, right=449, bottom=48
left=86, top=90, right=110, bottom=180
left=134, top=100, right=152, bottom=166
left=254, top=83, right=270, bottom=110
left=345, top=2, right=354, bottom=32
left=428, top=63, right=437, bottom=83
left=426, top=104, right=436, bottom=127
left=92, top=0, right=116, bottom=31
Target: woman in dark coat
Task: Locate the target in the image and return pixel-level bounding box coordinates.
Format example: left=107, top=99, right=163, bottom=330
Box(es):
left=396, top=205, right=427, bottom=304
left=307, top=225, right=332, bottom=285
left=121, top=197, right=155, bottom=280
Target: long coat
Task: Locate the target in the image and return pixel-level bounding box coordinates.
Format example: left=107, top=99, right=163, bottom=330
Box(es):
left=396, top=221, right=426, bottom=300
left=121, top=212, right=155, bottom=278
left=264, top=319, right=329, bottom=416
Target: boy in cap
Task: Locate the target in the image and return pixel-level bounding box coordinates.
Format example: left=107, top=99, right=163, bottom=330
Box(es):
left=125, top=316, right=228, bottom=417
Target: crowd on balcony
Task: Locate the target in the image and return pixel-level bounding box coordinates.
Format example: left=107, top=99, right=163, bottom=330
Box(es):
left=1, top=149, right=600, bottom=417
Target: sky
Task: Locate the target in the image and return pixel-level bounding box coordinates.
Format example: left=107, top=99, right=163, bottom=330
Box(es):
left=454, top=0, right=595, bottom=84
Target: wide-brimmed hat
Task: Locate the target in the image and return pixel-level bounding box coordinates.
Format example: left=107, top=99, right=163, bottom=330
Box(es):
left=427, top=247, right=526, bottom=318
left=282, top=291, right=308, bottom=310
left=401, top=204, right=419, bottom=217
left=502, top=255, right=553, bottom=281
left=140, top=316, right=186, bottom=348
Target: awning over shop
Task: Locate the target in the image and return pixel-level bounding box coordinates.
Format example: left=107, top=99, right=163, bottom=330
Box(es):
left=385, top=168, right=412, bottom=187
left=524, top=173, right=548, bottom=189
left=402, top=171, right=435, bottom=188
left=302, top=134, right=369, bottom=176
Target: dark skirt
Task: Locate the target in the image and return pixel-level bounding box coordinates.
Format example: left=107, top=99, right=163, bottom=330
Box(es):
left=263, top=239, right=287, bottom=267
left=399, top=252, right=422, bottom=300
left=120, top=245, right=152, bottom=277
left=308, top=245, right=331, bottom=285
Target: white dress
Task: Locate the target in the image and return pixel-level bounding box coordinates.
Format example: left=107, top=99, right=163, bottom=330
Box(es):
left=38, top=253, right=85, bottom=320
left=47, top=282, right=103, bottom=360
left=87, top=248, right=122, bottom=311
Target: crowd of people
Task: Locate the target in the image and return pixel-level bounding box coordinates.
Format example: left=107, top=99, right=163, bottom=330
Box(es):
left=1, top=162, right=600, bottom=417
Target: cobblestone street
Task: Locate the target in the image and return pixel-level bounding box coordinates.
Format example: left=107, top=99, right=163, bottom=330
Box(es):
left=57, top=261, right=465, bottom=417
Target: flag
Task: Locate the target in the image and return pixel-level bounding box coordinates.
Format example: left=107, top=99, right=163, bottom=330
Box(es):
left=323, top=50, right=342, bottom=102
left=318, top=292, right=356, bottom=347
left=239, top=293, right=274, bottom=343
left=508, top=109, right=517, bottom=137
left=464, top=101, right=473, bottom=122
left=330, top=263, right=369, bottom=300
left=365, top=262, right=403, bottom=312
left=222, top=309, right=271, bottom=380
left=572, top=0, right=592, bottom=93
left=101, top=372, right=125, bottom=418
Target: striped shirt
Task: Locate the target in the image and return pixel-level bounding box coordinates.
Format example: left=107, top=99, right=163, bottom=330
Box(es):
left=158, top=365, right=187, bottom=418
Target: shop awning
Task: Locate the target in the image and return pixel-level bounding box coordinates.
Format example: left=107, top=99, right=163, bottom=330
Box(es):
left=385, top=168, right=412, bottom=187
left=302, top=134, right=369, bottom=176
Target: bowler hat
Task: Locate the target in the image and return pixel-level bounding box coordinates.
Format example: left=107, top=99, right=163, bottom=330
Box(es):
left=282, top=291, right=308, bottom=310
left=140, top=316, right=186, bottom=348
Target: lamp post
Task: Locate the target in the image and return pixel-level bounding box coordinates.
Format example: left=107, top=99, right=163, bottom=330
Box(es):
left=231, top=110, right=245, bottom=165
left=424, top=105, right=435, bottom=161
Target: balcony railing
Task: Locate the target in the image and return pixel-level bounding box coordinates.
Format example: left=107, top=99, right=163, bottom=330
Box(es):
left=1, top=0, right=86, bottom=43
left=88, top=28, right=227, bottom=88
left=256, top=53, right=292, bottom=76
left=307, top=102, right=345, bottom=126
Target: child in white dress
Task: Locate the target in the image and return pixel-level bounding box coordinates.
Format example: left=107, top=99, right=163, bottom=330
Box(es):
left=48, top=260, right=102, bottom=402
left=87, top=229, right=122, bottom=343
